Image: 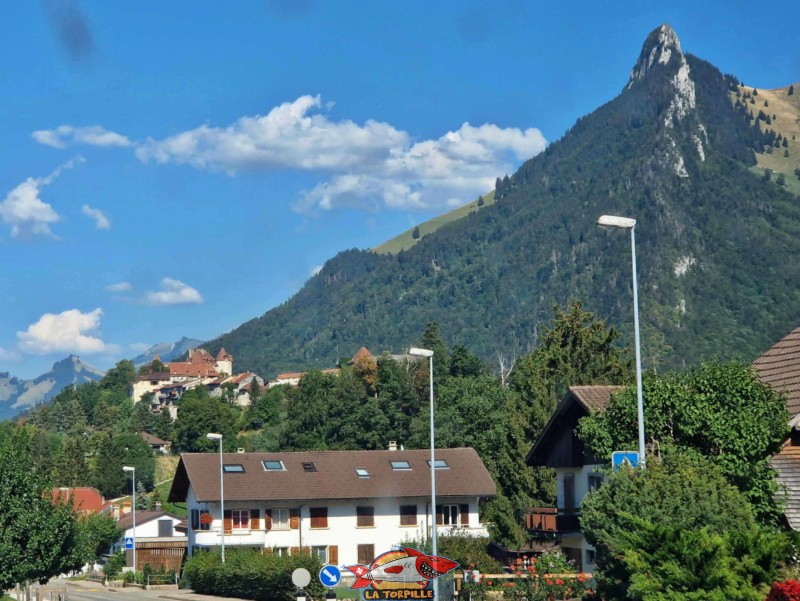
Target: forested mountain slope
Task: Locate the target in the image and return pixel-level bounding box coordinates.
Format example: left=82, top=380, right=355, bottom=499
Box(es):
left=209, top=24, right=800, bottom=377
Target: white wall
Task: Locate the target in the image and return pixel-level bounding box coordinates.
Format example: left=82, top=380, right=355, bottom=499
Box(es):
left=555, top=465, right=603, bottom=574
left=187, top=486, right=489, bottom=565
left=111, top=514, right=185, bottom=553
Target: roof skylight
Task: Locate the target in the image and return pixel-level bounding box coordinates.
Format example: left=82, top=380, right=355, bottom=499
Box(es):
left=223, top=464, right=245, bottom=473
left=355, top=467, right=371, bottom=478
left=263, top=460, right=286, bottom=471
left=390, top=460, right=412, bottom=470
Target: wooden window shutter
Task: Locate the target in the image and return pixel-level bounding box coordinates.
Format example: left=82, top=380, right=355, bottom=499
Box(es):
left=328, top=545, right=338, bottom=565
left=310, top=507, right=328, bottom=528
left=436, top=505, right=443, bottom=526
left=289, top=508, right=299, bottom=530
left=191, top=509, right=199, bottom=531
left=223, top=509, right=233, bottom=535
left=264, top=509, right=272, bottom=530
left=459, top=504, right=469, bottom=526
left=250, top=509, right=261, bottom=530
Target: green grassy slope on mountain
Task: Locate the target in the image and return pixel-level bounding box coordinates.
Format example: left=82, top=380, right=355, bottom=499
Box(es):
left=373, top=191, right=496, bottom=255
left=206, top=27, right=800, bottom=380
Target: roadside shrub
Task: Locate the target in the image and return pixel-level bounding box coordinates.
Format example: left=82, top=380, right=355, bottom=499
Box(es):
left=767, top=580, right=800, bottom=601
left=183, top=548, right=324, bottom=601
left=103, top=551, right=126, bottom=579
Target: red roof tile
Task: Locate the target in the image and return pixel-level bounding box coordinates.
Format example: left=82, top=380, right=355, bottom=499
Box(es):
left=51, top=487, right=105, bottom=513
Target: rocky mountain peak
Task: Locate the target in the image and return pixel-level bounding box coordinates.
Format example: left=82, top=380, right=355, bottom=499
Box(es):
left=627, top=24, right=684, bottom=88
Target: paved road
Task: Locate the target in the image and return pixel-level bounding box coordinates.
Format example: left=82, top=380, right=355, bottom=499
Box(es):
left=8, top=579, right=236, bottom=601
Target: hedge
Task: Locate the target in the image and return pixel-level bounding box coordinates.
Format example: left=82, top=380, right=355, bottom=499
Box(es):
left=183, top=549, right=325, bottom=601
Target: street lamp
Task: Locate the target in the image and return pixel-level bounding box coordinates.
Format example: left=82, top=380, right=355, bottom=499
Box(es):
left=206, top=432, right=225, bottom=562
left=408, top=347, right=438, bottom=599
left=122, top=466, right=136, bottom=572
left=597, top=214, right=646, bottom=467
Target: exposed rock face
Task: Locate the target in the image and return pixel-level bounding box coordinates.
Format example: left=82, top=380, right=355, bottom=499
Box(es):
left=628, top=23, right=684, bottom=87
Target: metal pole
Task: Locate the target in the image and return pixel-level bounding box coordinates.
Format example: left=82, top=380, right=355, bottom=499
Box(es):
left=219, top=437, right=225, bottom=563
left=429, top=354, right=438, bottom=600
left=131, top=469, right=137, bottom=574
left=630, top=226, right=646, bottom=467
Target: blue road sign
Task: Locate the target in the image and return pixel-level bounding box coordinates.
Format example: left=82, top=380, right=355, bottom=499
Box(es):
left=124, top=537, right=134, bottom=550
left=319, top=565, right=342, bottom=587
left=612, top=451, right=640, bottom=471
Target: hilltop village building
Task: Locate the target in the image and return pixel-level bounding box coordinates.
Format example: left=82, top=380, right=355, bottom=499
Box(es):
left=168, top=447, right=496, bottom=565
left=130, top=348, right=264, bottom=416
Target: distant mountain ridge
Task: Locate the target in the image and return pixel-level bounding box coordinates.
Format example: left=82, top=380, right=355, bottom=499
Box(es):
left=0, top=356, right=105, bottom=421
left=132, top=336, right=203, bottom=366
left=204, top=24, right=800, bottom=378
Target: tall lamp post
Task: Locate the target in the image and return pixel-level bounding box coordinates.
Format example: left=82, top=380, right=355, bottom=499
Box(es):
left=206, top=433, right=225, bottom=562
left=122, top=466, right=136, bottom=572
left=409, top=347, right=437, bottom=599
left=597, top=215, right=646, bottom=467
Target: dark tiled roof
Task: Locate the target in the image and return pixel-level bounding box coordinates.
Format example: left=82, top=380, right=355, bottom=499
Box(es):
left=140, top=431, right=169, bottom=446
left=116, top=510, right=181, bottom=530
left=569, top=385, right=624, bottom=412
left=169, top=448, right=496, bottom=504
left=753, top=326, right=800, bottom=415
left=772, top=442, right=800, bottom=529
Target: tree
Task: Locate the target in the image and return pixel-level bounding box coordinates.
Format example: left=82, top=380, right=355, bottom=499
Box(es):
left=0, top=432, right=84, bottom=588
left=778, top=173, right=787, bottom=185
left=412, top=226, right=420, bottom=239
left=789, top=84, right=795, bottom=96
left=477, top=195, right=485, bottom=207
left=581, top=451, right=789, bottom=601
left=92, top=432, right=156, bottom=497
left=578, top=361, right=789, bottom=523
left=173, top=389, right=239, bottom=452
left=76, top=513, right=121, bottom=564
left=510, top=301, right=631, bottom=441
left=100, top=360, right=136, bottom=393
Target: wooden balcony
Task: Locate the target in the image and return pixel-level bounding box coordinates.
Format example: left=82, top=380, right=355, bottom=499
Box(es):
left=525, top=507, right=581, bottom=536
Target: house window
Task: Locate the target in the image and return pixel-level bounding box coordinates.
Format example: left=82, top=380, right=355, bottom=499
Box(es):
left=563, top=473, right=576, bottom=509
left=585, top=548, right=596, bottom=565
left=588, top=473, right=603, bottom=491
left=198, top=511, right=211, bottom=531
left=271, top=508, right=290, bottom=529
left=440, top=504, right=460, bottom=526
left=158, top=519, right=173, bottom=537
left=390, top=460, right=412, bottom=470
left=273, top=547, right=289, bottom=557
left=426, top=459, right=449, bottom=469
left=223, top=464, right=245, bottom=473
left=358, top=544, right=375, bottom=565
left=231, top=509, right=250, bottom=531
left=355, top=467, right=371, bottom=478
left=263, top=460, right=286, bottom=471
left=400, top=505, right=417, bottom=526
left=356, top=506, right=374, bottom=527
left=312, top=546, right=328, bottom=563
left=310, top=507, right=328, bottom=528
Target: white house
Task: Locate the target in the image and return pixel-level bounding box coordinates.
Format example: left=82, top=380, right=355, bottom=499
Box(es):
left=525, top=386, right=623, bottom=574
left=168, top=447, right=496, bottom=566
left=112, top=509, right=187, bottom=572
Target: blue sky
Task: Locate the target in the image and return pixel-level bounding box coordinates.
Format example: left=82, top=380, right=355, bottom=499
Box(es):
left=2, top=1, right=799, bottom=379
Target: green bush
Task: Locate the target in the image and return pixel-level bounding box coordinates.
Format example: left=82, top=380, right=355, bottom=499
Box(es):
left=183, top=549, right=324, bottom=601
left=103, top=551, right=126, bottom=579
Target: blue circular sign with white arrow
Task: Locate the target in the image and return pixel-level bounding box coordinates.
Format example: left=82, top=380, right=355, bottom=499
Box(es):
left=319, top=565, right=342, bottom=587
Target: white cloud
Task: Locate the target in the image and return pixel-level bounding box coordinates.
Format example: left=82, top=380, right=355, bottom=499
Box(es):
left=17, top=308, right=108, bottom=355
left=32, top=125, right=132, bottom=149
left=105, top=281, right=132, bottom=292
left=0, top=347, right=20, bottom=361
left=144, top=278, right=204, bottom=306
left=0, top=157, right=84, bottom=238
left=82, top=204, right=110, bottom=229
left=134, top=95, right=547, bottom=211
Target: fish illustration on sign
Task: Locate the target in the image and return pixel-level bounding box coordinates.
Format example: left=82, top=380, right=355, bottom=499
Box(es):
left=345, top=547, right=459, bottom=589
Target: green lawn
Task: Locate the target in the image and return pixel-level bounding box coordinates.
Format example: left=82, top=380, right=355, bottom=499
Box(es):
left=155, top=479, right=187, bottom=518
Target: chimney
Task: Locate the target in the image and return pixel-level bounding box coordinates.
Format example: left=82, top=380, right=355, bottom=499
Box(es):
left=155, top=501, right=162, bottom=511
left=237, top=448, right=245, bottom=453
left=388, top=441, right=398, bottom=451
